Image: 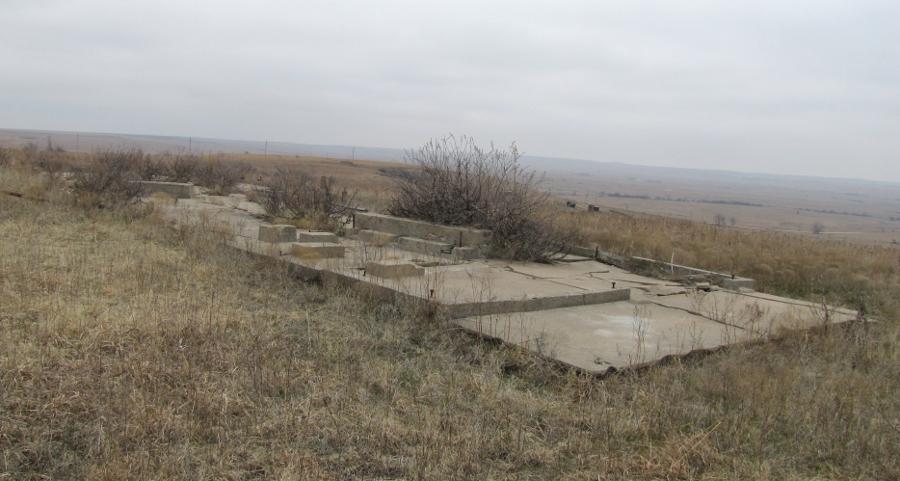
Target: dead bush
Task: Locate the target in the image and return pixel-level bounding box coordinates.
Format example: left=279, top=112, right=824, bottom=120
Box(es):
left=389, top=135, right=568, bottom=261
left=71, top=150, right=144, bottom=206
left=0, top=147, right=10, bottom=167
left=135, top=155, right=167, bottom=180
left=192, top=158, right=250, bottom=195
left=261, top=167, right=354, bottom=229
left=167, top=153, right=200, bottom=182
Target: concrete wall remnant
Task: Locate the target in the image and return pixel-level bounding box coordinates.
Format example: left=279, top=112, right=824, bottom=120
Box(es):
left=289, top=242, right=345, bottom=259
left=365, top=261, right=425, bottom=279
left=137, top=181, right=193, bottom=199
left=296, top=231, right=339, bottom=243
left=258, top=224, right=297, bottom=243
left=355, top=212, right=490, bottom=248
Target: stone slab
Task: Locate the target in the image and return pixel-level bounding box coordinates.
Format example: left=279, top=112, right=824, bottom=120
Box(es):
left=258, top=224, right=297, bottom=243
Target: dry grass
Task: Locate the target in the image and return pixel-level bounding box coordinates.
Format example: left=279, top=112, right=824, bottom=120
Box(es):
left=0, top=169, right=898, bottom=480
left=563, top=209, right=900, bottom=318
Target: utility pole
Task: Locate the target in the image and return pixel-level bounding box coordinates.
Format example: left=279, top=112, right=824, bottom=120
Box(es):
left=264, top=139, right=268, bottom=160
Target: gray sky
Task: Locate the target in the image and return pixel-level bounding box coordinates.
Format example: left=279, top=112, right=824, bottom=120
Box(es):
left=2, top=0, right=899, bottom=181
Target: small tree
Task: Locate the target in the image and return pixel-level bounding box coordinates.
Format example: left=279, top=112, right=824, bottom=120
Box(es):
left=812, top=222, right=826, bottom=235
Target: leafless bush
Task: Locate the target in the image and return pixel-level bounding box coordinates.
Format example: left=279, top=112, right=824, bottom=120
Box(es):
left=167, top=153, right=200, bottom=182
left=71, top=150, right=144, bottom=205
left=0, top=147, right=10, bottom=168
left=261, top=167, right=354, bottom=228
left=135, top=155, right=166, bottom=180
left=389, top=135, right=568, bottom=261
left=192, top=158, right=250, bottom=195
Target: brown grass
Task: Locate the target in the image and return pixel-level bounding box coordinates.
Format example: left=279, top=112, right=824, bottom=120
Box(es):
left=562, top=209, right=900, bottom=318
left=1, top=163, right=898, bottom=480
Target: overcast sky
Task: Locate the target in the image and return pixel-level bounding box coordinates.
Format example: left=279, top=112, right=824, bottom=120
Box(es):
left=2, top=1, right=898, bottom=181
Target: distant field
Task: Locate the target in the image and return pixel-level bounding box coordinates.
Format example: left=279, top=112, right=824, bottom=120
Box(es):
left=4, top=127, right=899, bottom=246
left=544, top=168, right=900, bottom=248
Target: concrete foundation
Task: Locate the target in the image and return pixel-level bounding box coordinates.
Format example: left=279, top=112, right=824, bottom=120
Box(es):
left=258, top=224, right=297, bottom=243
left=357, top=229, right=398, bottom=246
left=355, top=212, right=491, bottom=247
left=289, top=242, right=345, bottom=259
left=396, top=236, right=455, bottom=256
left=137, top=181, right=193, bottom=199
left=365, top=261, right=425, bottom=279
left=156, top=194, right=855, bottom=375
left=452, top=246, right=482, bottom=260
left=297, top=231, right=339, bottom=243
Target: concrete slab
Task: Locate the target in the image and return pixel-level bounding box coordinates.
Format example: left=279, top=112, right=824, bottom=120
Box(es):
left=455, top=302, right=746, bottom=373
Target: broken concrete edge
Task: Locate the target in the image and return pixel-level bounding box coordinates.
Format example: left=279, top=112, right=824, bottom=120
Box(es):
left=446, top=288, right=631, bottom=319
left=567, top=243, right=756, bottom=291
left=629, top=256, right=756, bottom=290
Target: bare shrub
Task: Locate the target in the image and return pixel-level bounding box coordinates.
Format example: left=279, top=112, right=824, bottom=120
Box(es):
left=192, top=158, right=250, bottom=195
left=135, top=155, right=166, bottom=180
left=167, top=153, right=200, bottom=182
left=0, top=147, right=10, bottom=168
left=389, top=135, right=568, bottom=261
left=261, top=167, right=354, bottom=229
left=71, top=150, right=144, bottom=205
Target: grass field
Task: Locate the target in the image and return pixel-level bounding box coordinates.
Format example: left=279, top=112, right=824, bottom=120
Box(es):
left=1, top=159, right=899, bottom=479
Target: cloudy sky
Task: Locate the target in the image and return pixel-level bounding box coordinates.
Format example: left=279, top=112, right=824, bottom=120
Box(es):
left=2, top=0, right=898, bottom=181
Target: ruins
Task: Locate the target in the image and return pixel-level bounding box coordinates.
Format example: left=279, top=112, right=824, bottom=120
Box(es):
left=148, top=181, right=859, bottom=374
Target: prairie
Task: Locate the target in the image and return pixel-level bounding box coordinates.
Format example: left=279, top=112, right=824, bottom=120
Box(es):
left=0, top=154, right=898, bottom=480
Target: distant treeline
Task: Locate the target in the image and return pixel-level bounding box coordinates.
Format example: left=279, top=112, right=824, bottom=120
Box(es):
left=797, top=207, right=873, bottom=218
left=597, top=191, right=764, bottom=207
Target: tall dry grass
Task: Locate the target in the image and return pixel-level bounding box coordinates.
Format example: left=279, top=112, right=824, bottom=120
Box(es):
left=1, top=165, right=898, bottom=480
left=563, top=209, right=900, bottom=319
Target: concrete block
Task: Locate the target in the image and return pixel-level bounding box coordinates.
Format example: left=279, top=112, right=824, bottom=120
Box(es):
left=296, top=231, right=339, bottom=243
left=365, top=261, right=425, bottom=279
left=289, top=242, right=345, bottom=259
left=137, top=181, right=193, bottom=199
left=358, top=229, right=398, bottom=246
left=396, top=236, right=454, bottom=256
left=451, top=246, right=481, bottom=261
left=258, top=224, right=297, bottom=243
